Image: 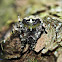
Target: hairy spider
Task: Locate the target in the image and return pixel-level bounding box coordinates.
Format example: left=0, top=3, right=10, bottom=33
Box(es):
left=12, top=15, right=47, bottom=52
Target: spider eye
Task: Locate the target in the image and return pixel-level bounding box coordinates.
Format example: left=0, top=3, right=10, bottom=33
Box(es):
left=22, top=19, right=26, bottom=24
left=35, top=19, right=41, bottom=23
left=32, top=19, right=35, bottom=21
left=22, top=19, right=30, bottom=26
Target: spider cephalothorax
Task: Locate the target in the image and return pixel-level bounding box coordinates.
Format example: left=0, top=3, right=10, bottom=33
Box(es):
left=13, top=15, right=47, bottom=52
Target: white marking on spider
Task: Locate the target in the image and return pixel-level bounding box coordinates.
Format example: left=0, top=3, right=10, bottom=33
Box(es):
left=18, top=16, right=21, bottom=21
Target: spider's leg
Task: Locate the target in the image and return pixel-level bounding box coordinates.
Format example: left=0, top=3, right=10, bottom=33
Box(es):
left=21, top=41, right=26, bottom=53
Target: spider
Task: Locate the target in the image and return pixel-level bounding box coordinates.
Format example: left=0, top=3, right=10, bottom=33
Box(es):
left=12, top=15, right=47, bottom=53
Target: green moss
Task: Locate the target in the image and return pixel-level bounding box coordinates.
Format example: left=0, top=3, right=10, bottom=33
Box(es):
left=0, top=0, right=17, bottom=30
left=28, top=59, right=37, bottom=62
